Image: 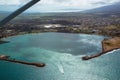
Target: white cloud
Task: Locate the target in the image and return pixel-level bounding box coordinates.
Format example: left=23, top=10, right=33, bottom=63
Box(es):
left=0, top=0, right=119, bottom=6
left=38, top=0, right=119, bottom=8
left=0, top=0, right=119, bottom=12
left=35, top=0, right=120, bottom=11
left=0, top=0, right=20, bottom=5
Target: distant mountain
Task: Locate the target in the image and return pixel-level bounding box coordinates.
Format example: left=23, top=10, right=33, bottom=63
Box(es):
left=85, top=3, right=120, bottom=13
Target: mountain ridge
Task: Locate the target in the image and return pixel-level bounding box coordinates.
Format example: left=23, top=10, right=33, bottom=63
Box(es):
left=84, top=3, right=120, bottom=13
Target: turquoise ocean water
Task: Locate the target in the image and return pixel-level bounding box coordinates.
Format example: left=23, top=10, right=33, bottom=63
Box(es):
left=0, top=32, right=120, bottom=80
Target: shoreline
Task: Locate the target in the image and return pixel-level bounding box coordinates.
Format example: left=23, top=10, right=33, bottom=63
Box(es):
left=0, top=32, right=109, bottom=45
left=0, top=31, right=111, bottom=40
left=0, top=31, right=120, bottom=60
left=82, top=37, right=120, bottom=60
left=0, top=40, right=9, bottom=44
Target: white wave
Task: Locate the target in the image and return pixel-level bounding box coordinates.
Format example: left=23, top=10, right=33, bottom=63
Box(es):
left=103, top=49, right=120, bottom=56
left=57, top=62, right=64, bottom=74
left=55, top=58, right=65, bottom=74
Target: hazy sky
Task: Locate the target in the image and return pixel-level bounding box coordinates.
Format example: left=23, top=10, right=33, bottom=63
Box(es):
left=0, top=0, right=119, bottom=12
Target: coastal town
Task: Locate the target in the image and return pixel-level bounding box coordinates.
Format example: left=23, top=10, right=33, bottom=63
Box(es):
left=0, top=13, right=120, bottom=39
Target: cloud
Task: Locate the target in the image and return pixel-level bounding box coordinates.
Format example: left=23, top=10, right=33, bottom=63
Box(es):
left=91, top=1, right=108, bottom=5
left=38, top=0, right=120, bottom=9
left=0, top=0, right=119, bottom=6
left=0, top=0, right=119, bottom=12
left=0, top=0, right=20, bottom=5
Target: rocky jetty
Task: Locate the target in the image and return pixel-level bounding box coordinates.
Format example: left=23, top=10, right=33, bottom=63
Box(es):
left=82, top=37, right=120, bottom=60
left=0, top=55, right=45, bottom=67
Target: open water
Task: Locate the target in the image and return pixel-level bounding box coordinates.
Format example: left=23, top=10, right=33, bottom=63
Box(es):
left=0, top=32, right=120, bottom=80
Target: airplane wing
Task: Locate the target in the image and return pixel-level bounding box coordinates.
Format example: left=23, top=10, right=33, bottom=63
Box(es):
left=0, top=0, right=40, bottom=27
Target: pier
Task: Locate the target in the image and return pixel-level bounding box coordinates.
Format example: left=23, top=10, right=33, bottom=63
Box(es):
left=0, top=55, right=45, bottom=67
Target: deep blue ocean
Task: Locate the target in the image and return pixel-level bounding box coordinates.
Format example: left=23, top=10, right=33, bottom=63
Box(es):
left=0, top=32, right=120, bottom=80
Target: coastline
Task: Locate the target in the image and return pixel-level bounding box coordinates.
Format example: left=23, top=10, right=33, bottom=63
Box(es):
left=0, top=30, right=114, bottom=40
left=0, top=40, right=9, bottom=44
left=82, top=37, right=120, bottom=60
left=0, top=31, right=120, bottom=60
